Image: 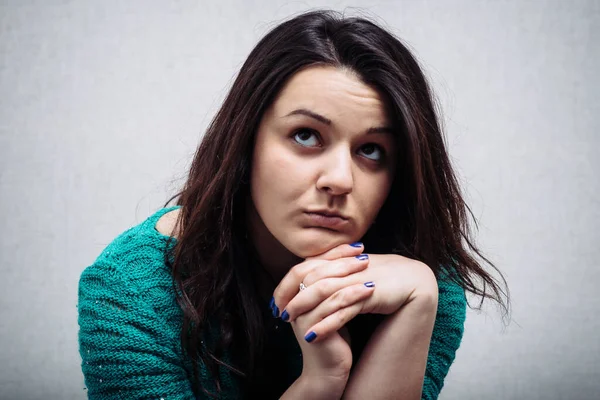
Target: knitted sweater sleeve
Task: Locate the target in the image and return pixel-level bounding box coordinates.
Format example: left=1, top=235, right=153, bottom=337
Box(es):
left=421, top=272, right=467, bottom=400
left=78, top=260, right=196, bottom=400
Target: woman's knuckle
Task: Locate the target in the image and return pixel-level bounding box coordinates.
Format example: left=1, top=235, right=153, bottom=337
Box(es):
left=317, top=279, right=333, bottom=296
left=284, top=301, right=294, bottom=314
left=329, top=247, right=342, bottom=259
left=330, top=289, right=345, bottom=305
left=342, top=257, right=355, bottom=268
left=336, top=308, right=350, bottom=325
left=286, top=267, right=299, bottom=283
left=304, top=271, right=319, bottom=287
left=272, top=287, right=281, bottom=300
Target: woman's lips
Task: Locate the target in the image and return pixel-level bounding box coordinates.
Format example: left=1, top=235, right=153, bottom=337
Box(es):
left=304, top=212, right=349, bottom=230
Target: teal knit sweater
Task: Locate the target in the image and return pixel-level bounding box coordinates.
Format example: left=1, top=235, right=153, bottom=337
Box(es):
left=78, top=207, right=467, bottom=399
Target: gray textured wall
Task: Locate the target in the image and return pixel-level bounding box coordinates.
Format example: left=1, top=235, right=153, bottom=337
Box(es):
left=1, top=1, right=598, bottom=399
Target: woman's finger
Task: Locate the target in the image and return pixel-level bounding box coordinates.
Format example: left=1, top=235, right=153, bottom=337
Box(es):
left=280, top=257, right=370, bottom=321
left=303, top=254, right=369, bottom=288
left=273, top=243, right=364, bottom=313
left=306, top=242, right=364, bottom=261
left=299, top=283, right=375, bottom=343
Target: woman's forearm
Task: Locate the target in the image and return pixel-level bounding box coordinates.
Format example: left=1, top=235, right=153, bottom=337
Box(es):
left=342, top=289, right=438, bottom=400
left=281, top=374, right=348, bottom=400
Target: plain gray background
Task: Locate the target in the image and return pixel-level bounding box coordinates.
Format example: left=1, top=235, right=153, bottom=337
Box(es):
left=1, top=0, right=598, bottom=399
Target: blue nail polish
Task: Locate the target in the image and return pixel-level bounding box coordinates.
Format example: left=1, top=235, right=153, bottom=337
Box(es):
left=355, top=254, right=369, bottom=260
left=350, top=242, right=363, bottom=248
left=304, top=331, right=317, bottom=343
left=272, top=304, right=279, bottom=318
left=364, top=281, right=375, bottom=288
left=269, top=297, right=277, bottom=316
left=281, top=310, right=289, bottom=322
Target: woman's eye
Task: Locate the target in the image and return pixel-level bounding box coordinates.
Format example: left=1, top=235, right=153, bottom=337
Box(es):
left=292, top=129, right=320, bottom=147
left=358, top=143, right=384, bottom=161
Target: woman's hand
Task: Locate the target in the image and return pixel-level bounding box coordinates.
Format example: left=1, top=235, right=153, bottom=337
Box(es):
left=273, top=243, right=375, bottom=397
left=275, top=247, right=437, bottom=328
left=344, top=253, right=438, bottom=315
left=274, top=243, right=438, bottom=398
left=275, top=244, right=438, bottom=399
left=273, top=243, right=375, bottom=345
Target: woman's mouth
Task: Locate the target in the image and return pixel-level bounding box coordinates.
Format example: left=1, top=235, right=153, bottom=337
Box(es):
left=303, top=211, right=349, bottom=230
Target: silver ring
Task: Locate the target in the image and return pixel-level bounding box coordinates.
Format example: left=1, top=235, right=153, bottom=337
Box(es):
left=299, top=282, right=307, bottom=291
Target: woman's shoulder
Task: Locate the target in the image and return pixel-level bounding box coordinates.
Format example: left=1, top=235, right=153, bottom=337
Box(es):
left=155, top=206, right=181, bottom=237
left=77, top=206, right=198, bottom=399
left=79, top=206, right=182, bottom=296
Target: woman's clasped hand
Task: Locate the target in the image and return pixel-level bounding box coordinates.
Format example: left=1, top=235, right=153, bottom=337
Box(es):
left=271, top=242, right=439, bottom=387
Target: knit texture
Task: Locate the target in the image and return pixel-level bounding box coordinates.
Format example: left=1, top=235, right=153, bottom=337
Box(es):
left=78, top=207, right=467, bottom=399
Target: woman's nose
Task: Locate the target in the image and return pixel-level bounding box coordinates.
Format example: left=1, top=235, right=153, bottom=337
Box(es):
left=315, top=147, right=354, bottom=196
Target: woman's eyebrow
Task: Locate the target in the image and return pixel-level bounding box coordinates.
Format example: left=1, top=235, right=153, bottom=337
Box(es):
left=283, top=108, right=393, bottom=135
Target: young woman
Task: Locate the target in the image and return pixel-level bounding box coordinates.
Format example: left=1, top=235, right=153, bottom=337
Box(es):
left=78, top=10, right=508, bottom=400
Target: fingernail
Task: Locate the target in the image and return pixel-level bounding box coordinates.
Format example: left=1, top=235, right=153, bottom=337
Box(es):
left=270, top=297, right=279, bottom=318
left=364, top=281, right=375, bottom=288
left=350, top=242, right=363, bottom=247
left=304, top=331, right=317, bottom=343
left=355, top=254, right=369, bottom=260
left=281, top=310, right=289, bottom=322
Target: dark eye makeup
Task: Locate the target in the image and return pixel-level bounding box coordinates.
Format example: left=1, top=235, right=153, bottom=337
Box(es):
left=290, top=127, right=388, bottom=163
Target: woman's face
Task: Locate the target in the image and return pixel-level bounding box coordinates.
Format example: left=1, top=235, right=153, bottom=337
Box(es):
left=249, top=65, right=397, bottom=266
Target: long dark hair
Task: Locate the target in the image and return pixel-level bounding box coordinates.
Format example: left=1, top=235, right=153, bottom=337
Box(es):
left=164, top=9, right=509, bottom=397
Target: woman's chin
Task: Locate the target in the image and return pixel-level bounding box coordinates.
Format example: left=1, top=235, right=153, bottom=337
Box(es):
left=290, top=233, right=351, bottom=258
